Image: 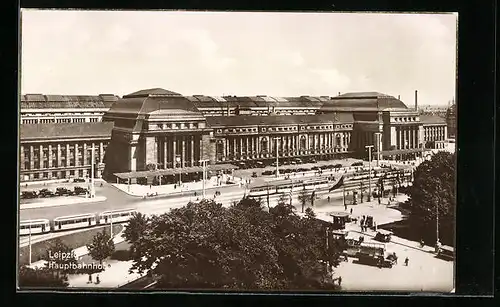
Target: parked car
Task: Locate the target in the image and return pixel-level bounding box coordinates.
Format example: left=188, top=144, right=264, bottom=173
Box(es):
left=73, top=186, right=89, bottom=195
left=21, top=191, right=38, bottom=199
left=262, top=170, right=274, bottom=176
left=56, top=187, right=73, bottom=196
left=73, top=178, right=86, bottom=183
left=351, top=162, right=364, bottom=167
left=38, top=189, right=55, bottom=198
left=251, top=172, right=258, bottom=178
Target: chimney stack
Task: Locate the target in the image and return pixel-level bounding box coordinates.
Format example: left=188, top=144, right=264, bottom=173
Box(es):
left=414, top=90, right=418, bottom=111
left=398, top=95, right=400, bottom=100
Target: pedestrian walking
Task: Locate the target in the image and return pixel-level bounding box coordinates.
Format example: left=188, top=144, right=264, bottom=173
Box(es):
left=96, top=274, right=100, bottom=284
left=327, top=196, right=330, bottom=203
left=404, top=257, right=409, bottom=266
left=350, top=208, right=353, bottom=215
left=88, top=274, right=92, bottom=284
left=338, top=276, right=342, bottom=287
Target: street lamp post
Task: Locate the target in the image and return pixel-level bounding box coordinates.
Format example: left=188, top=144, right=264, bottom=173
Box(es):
left=273, top=137, right=280, bottom=177
left=375, top=132, right=381, bottom=167
left=90, top=144, right=96, bottom=198
left=365, top=145, right=374, bottom=202
left=28, top=221, right=32, bottom=266
left=176, top=156, right=182, bottom=185
left=436, top=201, right=440, bottom=245
left=199, top=159, right=209, bottom=199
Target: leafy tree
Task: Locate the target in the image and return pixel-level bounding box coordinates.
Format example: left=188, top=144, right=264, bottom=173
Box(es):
left=86, top=230, right=115, bottom=265
left=298, top=190, right=310, bottom=213
left=305, top=207, right=316, bottom=219
left=42, top=239, right=78, bottom=277
left=19, top=265, right=68, bottom=288
left=406, top=151, right=455, bottom=246
left=127, top=198, right=341, bottom=290
left=123, top=212, right=149, bottom=245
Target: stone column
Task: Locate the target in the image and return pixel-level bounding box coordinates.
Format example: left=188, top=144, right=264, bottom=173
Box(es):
left=246, top=137, right=249, bottom=157
left=75, top=143, right=80, bottom=167
left=66, top=144, right=70, bottom=167
left=82, top=143, right=87, bottom=167
left=181, top=136, right=186, bottom=168
left=224, top=137, right=229, bottom=160
left=30, top=145, right=34, bottom=170
left=191, top=136, right=195, bottom=166
left=39, top=145, right=44, bottom=169
left=56, top=144, right=61, bottom=167
left=48, top=144, right=53, bottom=168
left=163, top=137, right=168, bottom=168
left=172, top=136, right=177, bottom=168
left=20, top=146, right=25, bottom=170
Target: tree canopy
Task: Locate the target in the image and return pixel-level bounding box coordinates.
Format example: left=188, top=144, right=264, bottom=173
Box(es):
left=407, top=151, right=455, bottom=246
left=19, top=265, right=69, bottom=288
left=86, top=230, right=115, bottom=265
left=124, top=197, right=341, bottom=290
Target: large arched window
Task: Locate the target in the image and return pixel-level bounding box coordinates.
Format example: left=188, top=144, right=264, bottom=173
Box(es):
left=335, top=134, right=342, bottom=146
left=300, top=135, right=307, bottom=149
left=261, top=137, right=268, bottom=153
left=216, top=140, right=224, bottom=161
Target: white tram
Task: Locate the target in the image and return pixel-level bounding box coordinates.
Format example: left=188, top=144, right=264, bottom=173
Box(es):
left=53, top=213, right=97, bottom=231
left=98, top=208, right=137, bottom=225
left=19, top=219, right=50, bottom=235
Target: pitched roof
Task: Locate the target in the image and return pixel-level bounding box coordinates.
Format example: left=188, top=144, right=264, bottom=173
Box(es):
left=20, top=122, right=114, bottom=140
left=419, top=115, right=446, bottom=124
left=206, top=113, right=354, bottom=127
left=20, top=94, right=119, bottom=109
left=320, top=93, right=408, bottom=111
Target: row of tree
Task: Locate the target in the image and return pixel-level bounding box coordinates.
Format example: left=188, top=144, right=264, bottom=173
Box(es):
left=123, top=197, right=342, bottom=290
left=406, top=151, right=456, bottom=246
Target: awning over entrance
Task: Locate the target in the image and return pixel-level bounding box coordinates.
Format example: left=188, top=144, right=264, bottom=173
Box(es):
left=379, top=148, right=431, bottom=156
left=114, top=164, right=237, bottom=180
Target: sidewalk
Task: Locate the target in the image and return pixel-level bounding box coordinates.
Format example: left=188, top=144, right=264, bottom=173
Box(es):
left=66, top=232, right=144, bottom=288
left=20, top=195, right=107, bottom=210
left=113, top=175, right=242, bottom=197
left=302, top=194, right=409, bottom=227
left=27, top=230, right=125, bottom=270
left=21, top=178, right=106, bottom=188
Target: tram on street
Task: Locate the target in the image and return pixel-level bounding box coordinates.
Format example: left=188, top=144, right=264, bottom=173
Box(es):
left=19, top=219, right=50, bottom=235
left=20, top=208, right=139, bottom=236
left=98, top=208, right=137, bottom=225
left=53, top=213, right=97, bottom=231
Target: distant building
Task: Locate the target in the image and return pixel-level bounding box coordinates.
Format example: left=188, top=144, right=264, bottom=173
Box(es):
left=20, top=94, right=119, bottom=124
left=446, top=103, right=456, bottom=139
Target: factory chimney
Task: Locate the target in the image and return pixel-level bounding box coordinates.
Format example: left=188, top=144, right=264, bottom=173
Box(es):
left=414, top=90, right=418, bottom=111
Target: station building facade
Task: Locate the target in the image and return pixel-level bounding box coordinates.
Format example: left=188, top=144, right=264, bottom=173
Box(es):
left=19, top=122, right=112, bottom=182
left=19, top=88, right=449, bottom=182
left=101, top=88, right=447, bottom=181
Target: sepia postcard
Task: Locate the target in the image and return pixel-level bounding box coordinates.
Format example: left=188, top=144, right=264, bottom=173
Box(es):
left=18, top=10, right=457, bottom=293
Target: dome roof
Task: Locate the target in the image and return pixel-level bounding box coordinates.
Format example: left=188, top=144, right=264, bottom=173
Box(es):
left=320, top=92, right=408, bottom=111
left=123, top=88, right=182, bottom=98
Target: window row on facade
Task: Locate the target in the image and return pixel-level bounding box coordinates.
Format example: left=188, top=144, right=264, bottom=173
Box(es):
left=21, top=117, right=101, bottom=124
left=20, top=142, right=107, bottom=171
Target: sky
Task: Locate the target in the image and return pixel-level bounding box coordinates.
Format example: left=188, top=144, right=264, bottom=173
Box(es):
left=20, top=10, right=457, bottom=106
